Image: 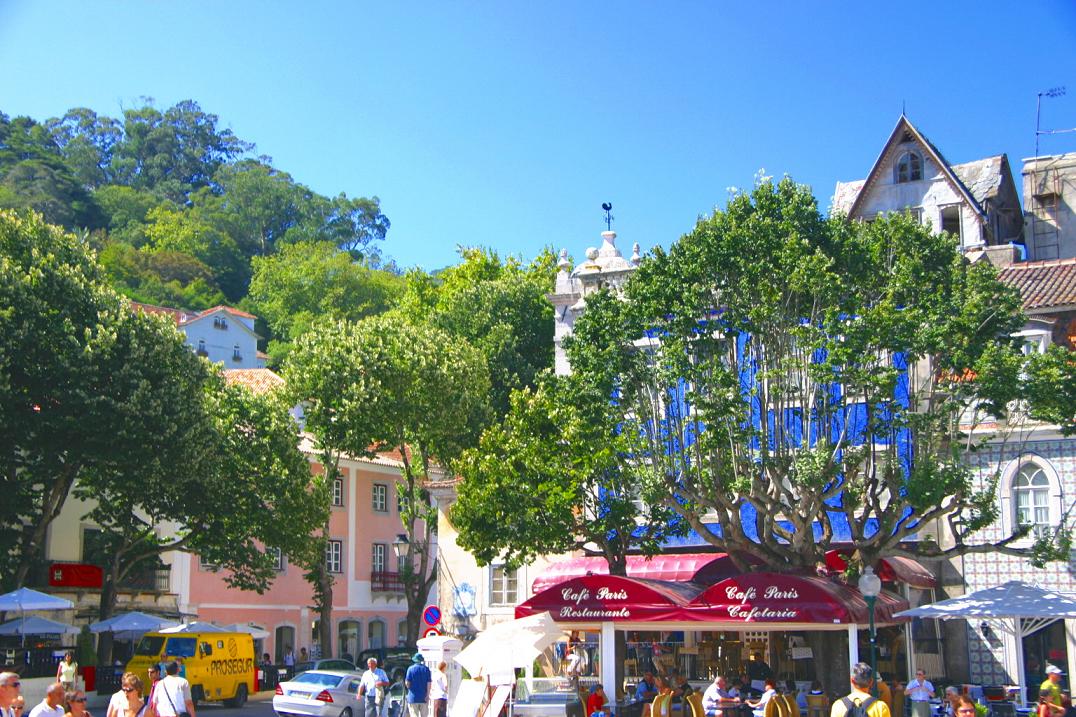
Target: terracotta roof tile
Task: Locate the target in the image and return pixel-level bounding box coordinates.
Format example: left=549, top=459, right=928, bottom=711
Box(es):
left=129, top=301, right=197, bottom=325
left=224, top=368, right=285, bottom=395
left=200, top=305, right=257, bottom=320
left=997, top=257, right=1076, bottom=311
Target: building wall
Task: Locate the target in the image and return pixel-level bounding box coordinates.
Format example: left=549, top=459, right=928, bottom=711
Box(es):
left=850, top=147, right=987, bottom=249
left=1024, top=153, right=1076, bottom=261
left=181, top=311, right=264, bottom=369
left=184, top=456, right=415, bottom=660
left=964, top=436, right=1076, bottom=685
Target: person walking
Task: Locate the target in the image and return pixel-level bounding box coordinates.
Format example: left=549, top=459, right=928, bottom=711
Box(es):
left=283, top=646, right=295, bottom=677
left=150, top=662, right=195, bottom=717
left=1043, top=667, right=1065, bottom=709
left=28, top=684, right=65, bottom=717
left=359, top=658, right=389, bottom=717
left=429, top=662, right=448, bottom=717
left=119, top=676, right=147, bottom=717
left=404, top=654, right=432, bottom=717
left=904, top=670, right=934, bottom=717
left=830, top=663, right=890, bottom=717
left=57, top=654, right=79, bottom=693
left=0, top=672, right=22, bottom=717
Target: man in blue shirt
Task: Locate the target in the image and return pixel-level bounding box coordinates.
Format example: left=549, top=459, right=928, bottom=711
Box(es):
left=405, top=653, right=432, bottom=717
left=635, top=673, right=658, bottom=703
left=359, top=658, right=390, bottom=717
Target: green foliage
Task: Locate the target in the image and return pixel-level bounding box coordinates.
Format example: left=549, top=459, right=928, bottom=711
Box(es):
left=247, top=240, right=404, bottom=364
left=397, top=247, right=556, bottom=419
left=1024, top=345, right=1076, bottom=435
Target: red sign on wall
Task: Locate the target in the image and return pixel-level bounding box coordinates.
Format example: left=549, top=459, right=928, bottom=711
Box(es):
left=49, top=563, right=104, bottom=589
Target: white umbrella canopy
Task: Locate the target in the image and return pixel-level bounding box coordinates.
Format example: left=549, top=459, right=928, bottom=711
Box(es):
left=159, top=621, right=228, bottom=633
left=454, top=611, right=564, bottom=677
left=896, top=581, right=1076, bottom=706
left=0, top=616, right=79, bottom=636
left=895, top=581, right=1076, bottom=623
left=220, top=623, right=270, bottom=640
left=90, top=611, right=180, bottom=635
left=0, top=587, right=74, bottom=612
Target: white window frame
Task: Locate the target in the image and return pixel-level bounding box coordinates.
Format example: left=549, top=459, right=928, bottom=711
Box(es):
left=372, top=543, right=386, bottom=573
left=372, top=483, right=388, bottom=513
left=895, top=151, right=923, bottom=183
left=489, top=564, right=518, bottom=606
left=332, top=478, right=344, bottom=507
left=998, top=455, right=1063, bottom=545
left=267, top=546, right=285, bottom=572
left=326, top=539, right=343, bottom=574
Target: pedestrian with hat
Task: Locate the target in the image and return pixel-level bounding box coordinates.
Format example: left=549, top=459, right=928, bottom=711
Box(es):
left=1042, top=666, right=1065, bottom=710
left=405, top=654, right=432, bottom=717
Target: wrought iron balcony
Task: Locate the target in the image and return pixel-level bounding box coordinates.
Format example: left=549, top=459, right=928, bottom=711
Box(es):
left=371, top=570, right=404, bottom=592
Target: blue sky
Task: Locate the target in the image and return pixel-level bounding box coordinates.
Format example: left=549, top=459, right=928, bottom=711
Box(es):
left=2, top=1, right=1075, bottom=271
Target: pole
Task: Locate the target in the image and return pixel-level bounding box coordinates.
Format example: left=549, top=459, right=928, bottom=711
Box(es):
left=867, top=595, right=878, bottom=698
left=848, top=625, right=860, bottom=674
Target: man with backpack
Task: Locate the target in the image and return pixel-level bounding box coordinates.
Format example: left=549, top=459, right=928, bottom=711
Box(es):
left=830, top=663, right=890, bottom=717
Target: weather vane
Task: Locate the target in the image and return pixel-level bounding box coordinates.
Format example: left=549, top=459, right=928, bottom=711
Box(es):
left=601, top=202, right=614, bottom=231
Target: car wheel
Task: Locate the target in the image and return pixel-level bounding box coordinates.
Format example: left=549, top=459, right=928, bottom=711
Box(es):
left=340, top=708, right=353, bottom=717
left=225, top=682, right=248, bottom=708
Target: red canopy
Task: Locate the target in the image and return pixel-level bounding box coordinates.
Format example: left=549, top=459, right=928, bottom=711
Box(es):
left=823, top=550, right=937, bottom=588
left=517, top=571, right=908, bottom=626
left=530, top=553, right=755, bottom=594
left=516, top=574, right=702, bottom=622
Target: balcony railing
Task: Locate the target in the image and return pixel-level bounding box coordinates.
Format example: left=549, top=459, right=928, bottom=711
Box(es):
left=26, top=564, right=170, bottom=593
left=371, top=571, right=404, bottom=592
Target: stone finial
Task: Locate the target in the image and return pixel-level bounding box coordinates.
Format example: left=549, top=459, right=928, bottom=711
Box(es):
left=631, top=243, right=641, bottom=265
left=585, top=247, right=599, bottom=261
left=558, top=248, right=570, bottom=271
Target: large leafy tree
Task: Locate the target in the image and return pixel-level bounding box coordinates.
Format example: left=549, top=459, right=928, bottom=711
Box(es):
left=0, top=211, right=326, bottom=654
left=247, top=240, right=404, bottom=364
left=285, top=315, right=490, bottom=648
left=398, top=247, right=557, bottom=419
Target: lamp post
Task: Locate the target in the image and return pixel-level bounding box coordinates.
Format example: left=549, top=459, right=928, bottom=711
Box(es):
left=859, top=565, right=882, bottom=698
left=392, top=534, right=411, bottom=576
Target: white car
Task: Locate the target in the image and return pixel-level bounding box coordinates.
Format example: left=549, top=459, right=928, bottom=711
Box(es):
left=274, top=670, right=364, bottom=717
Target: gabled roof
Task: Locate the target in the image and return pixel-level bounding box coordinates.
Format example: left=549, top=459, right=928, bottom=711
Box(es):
left=130, top=301, right=198, bottom=325
left=840, top=115, right=988, bottom=222
left=997, top=257, right=1076, bottom=310
left=198, top=305, right=257, bottom=320
left=224, top=368, right=285, bottom=395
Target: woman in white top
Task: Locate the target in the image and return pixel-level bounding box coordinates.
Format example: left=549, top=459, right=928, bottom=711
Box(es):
left=106, top=674, right=138, bottom=717
left=905, top=670, right=935, bottom=717
left=747, top=680, right=777, bottom=717
left=430, top=662, right=448, bottom=717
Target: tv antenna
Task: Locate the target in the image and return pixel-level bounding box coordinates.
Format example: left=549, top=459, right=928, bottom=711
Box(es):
left=601, top=202, right=614, bottom=231
left=1036, top=86, right=1073, bottom=157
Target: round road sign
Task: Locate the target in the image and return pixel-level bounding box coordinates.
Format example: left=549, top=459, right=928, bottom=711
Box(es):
left=423, top=627, right=441, bottom=638
left=423, top=604, right=442, bottom=626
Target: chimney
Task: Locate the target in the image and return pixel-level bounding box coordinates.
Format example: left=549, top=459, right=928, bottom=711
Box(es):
left=981, top=243, right=1021, bottom=269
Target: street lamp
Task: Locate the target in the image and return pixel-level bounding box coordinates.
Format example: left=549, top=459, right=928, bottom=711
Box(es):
left=859, top=565, right=882, bottom=698
left=392, top=534, right=411, bottom=562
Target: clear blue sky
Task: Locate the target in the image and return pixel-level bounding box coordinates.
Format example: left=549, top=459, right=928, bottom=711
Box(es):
left=2, top=1, right=1075, bottom=271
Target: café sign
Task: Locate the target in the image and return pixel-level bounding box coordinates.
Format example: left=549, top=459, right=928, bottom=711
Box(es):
left=721, top=584, right=800, bottom=622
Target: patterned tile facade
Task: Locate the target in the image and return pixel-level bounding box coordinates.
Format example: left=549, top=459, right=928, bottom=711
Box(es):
left=963, top=438, right=1076, bottom=684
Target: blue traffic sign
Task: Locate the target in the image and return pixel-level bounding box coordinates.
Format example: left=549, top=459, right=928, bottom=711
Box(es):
left=423, top=604, right=442, bottom=626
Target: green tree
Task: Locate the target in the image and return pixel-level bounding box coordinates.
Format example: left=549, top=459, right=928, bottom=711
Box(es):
left=285, top=315, right=490, bottom=648
left=45, top=108, right=124, bottom=189
left=398, top=247, right=556, bottom=419
left=247, top=240, right=404, bottom=364
left=144, top=205, right=249, bottom=300
left=94, top=185, right=163, bottom=247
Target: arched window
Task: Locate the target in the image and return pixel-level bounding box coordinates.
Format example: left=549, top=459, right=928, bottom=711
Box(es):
left=895, top=152, right=923, bottom=183
left=338, top=619, right=361, bottom=660
left=1013, top=464, right=1051, bottom=538
left=369, top=619, right=385, bottom=650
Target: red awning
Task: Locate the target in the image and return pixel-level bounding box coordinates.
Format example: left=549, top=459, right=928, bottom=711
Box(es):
left=531, top=553, right=756, bottom=594
left=516, top=574, right=702, bottom=622
left=517, top=571, right=908, bottom=626
left=823, top=550, right=937, bottom=588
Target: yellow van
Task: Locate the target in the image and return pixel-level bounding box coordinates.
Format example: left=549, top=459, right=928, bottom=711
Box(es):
left=126, top=632, right=255, bottom=707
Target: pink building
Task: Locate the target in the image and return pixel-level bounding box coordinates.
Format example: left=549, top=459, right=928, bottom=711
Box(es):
left=174, top=369, right=416, bottom=662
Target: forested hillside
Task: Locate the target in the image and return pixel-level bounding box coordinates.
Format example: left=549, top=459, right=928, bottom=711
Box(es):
left=0, top=100, right=556, bottom=378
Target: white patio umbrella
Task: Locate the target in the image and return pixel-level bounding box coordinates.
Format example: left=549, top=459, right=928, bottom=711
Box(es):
left=454, top=611, right=564, bottom=677
left=896, top=581, right=1076, bottom=704
left=159, top=621, right=228, bottom=633
left=0, top=616, right=79, bottom=636
left=0, top=587, right=75, bottom=645
left=220, top=623, right=270, bottom=640
left=90, top=611, right=179, bottom=635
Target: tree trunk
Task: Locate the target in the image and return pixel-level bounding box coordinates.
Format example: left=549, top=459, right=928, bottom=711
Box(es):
left=317, top=565, right=333, bottom=657
left=805, top=631, right=851, bottom=699
left=96, top=568, right=119, bottom=667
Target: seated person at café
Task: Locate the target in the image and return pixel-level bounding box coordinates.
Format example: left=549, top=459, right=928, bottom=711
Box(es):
left=703, top=676, right=741, bottom=717
left=671, top=673, right=695, bottom=711
left=636, top=673, right=659, bottom=703
left=588, top=685, right=610, bottom=717
left=746, top=679, right=777, bottom=717
left=805, top=682, right=829, bottom=717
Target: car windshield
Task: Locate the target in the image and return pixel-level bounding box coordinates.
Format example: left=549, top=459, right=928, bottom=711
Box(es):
left=134, top=636, right=166, bottom=656
left=292, top=673, right=345, bottom=687
left=164, top=637, right=197, bottom=658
